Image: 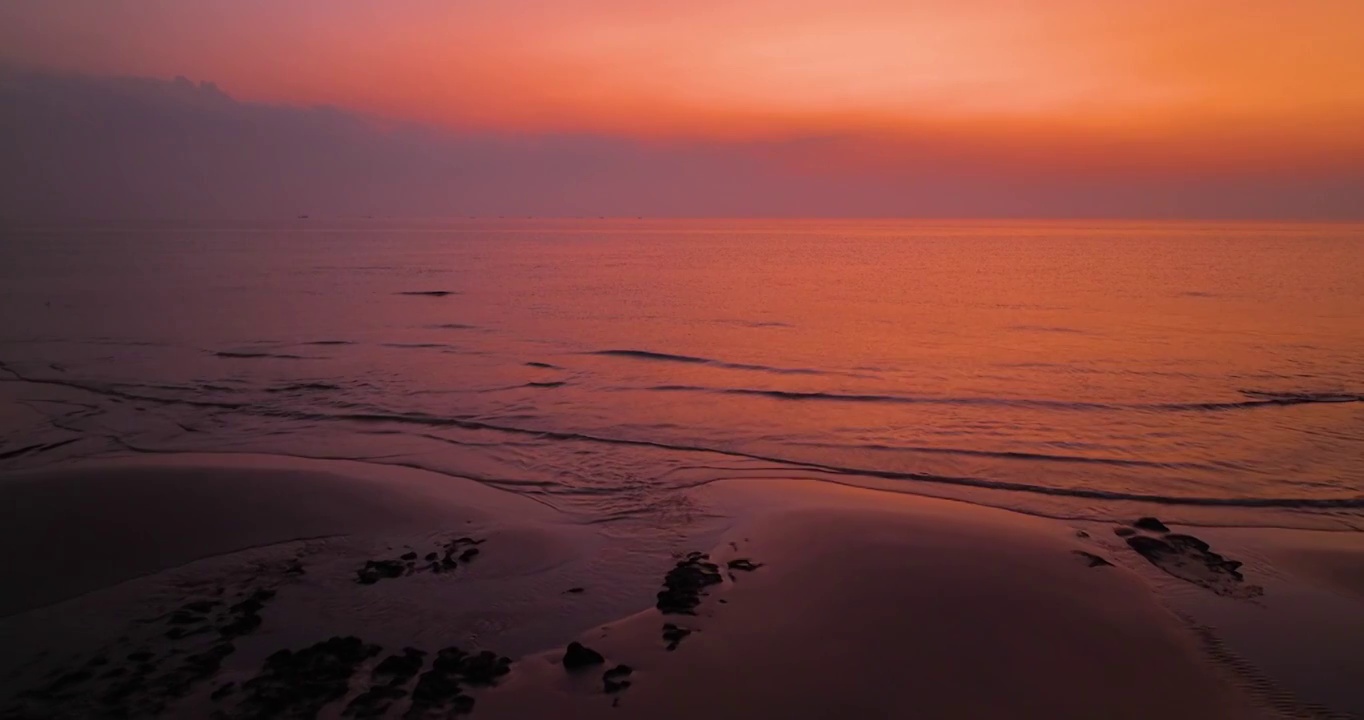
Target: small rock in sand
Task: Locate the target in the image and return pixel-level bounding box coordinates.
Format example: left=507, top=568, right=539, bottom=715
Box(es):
left=562, top=642, right=605, bottom=670
left=661, top=623, right=693, bottom=651
left=603, top=665, right=633, bottom=694
left=1074, top=551, right=1113, bottom=568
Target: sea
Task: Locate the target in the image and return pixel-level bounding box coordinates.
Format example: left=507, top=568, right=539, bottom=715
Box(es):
left=2, top=218, right=1362, bottom=531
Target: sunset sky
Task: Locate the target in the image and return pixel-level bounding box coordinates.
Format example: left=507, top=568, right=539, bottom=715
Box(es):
left=2, top=0, right=1362, bottom=218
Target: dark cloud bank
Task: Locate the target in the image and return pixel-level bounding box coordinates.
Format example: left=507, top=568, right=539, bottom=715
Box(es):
left=1, top=65, right=1361, bottom=221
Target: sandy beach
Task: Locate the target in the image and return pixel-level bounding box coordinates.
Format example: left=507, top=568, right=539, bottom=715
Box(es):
left=1, top=456, right=1360, bottom=719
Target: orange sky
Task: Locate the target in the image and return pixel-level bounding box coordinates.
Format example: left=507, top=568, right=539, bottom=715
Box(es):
left=3, top=0, right=1363, bottom=173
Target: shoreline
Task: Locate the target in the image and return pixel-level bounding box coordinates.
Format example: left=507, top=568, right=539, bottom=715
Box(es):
left=2, top=456, right=1361, bottom=718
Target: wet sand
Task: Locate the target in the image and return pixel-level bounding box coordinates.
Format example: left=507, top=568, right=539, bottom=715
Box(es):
left=1, top=458, right=1360, bottom=719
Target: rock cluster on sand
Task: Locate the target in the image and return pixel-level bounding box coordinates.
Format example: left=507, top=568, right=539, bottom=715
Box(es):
left=407, top=646, right=512, bottom=717
left=344, top=648, right=427, bottom=717
left=232, top=636, right=381, bottom=717
left=356, top=537, right=484, bottom=584
left=219, top=588, right=275, bottom=638
left=4, top=576, right=293, bottom=718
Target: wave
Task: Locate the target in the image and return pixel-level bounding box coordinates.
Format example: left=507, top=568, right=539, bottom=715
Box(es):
left=266, top=382, right=342, bottom=393
left=525, top=362, right=560, bottom=369
left=717, top=319, right=793, bottom=329
left=428, top=323, right=479, bottom=331
left=212, top=351, right=309, bottom=360
left=302, top=340, right=354, bottom=346
left=786, top=441, right=1210, bottom=469
left=5, top=363, right=1360, bottom=511
left=589, top=349, right=827, bottom=375
left=395, top=290, right=457, bottom=297
left=638, top=385, right=1364, bottom=412
left=1239, top=390, right=1364, bottom=404
left=525, top=381, right=566, bottom=388
left=234, top=407, right=1357, bottom=510
left=593, top=349, right=709, bottom=364
left=1007, top=325, right=1089, bottom=334
left=0, top=437, right=81, bottom=461
left=0, top=368, right=248, bottom=410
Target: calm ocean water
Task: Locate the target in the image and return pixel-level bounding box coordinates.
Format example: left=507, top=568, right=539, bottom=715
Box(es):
left=1, top=219, right=1362, bottom=529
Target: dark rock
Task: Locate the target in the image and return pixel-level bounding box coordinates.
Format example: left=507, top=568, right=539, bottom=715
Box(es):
left=409, top=659, right=469, bottom=717
left=424, top=552, right=438, bottom=562
left=1074, top=551, right=1113, bottom=568
left=1166, top=534, right=1211, bottom=552
left=100, top=676, right=143, bottom=706
left=229, top=588, right=276, bottom=616
left=235, top=636, right=379, bottom=718
left=344, top=684, right=407, bottom=718
left=218, top=612, right=262, bottom=639
left=727, top=558, right=763, bottom=572
left=1133, top=517, right=1170, bottom=533
left=566, top=587, right=586, bottom=594
left=372, top=648, right=425, bottom=687
left=1113, top=527, right=1136, bottom=537
left=400, top=551, right=418, bottom=561
left=603, top=664, right=633, bottom=680
left=1125, top=532, right=1260, bottom=597
left=47, top=669, right=92, bottom=691
left=432, top=647, right=467, bottom=673
left=1127, top=535, right=1173, bottom=556
left=661, top=623, right=693, bottom=651
left=459, top=548, right=480, bottom=562
left=210, top=682, right=236, bottom=701
left=1075, top=530, right=1090, bottom=539
left=285, top=559, right=306, bottom=575
left=657, top=553, right=723, bottom=614
left=216, top=589, right=272, bottom=638
left=357, top=559, right=406, bottom=584
left=167, top=610, right=202, bottom=626
left=562, top=642, right=605, bottom=670
left=460, top=650, right=512, bottom=686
